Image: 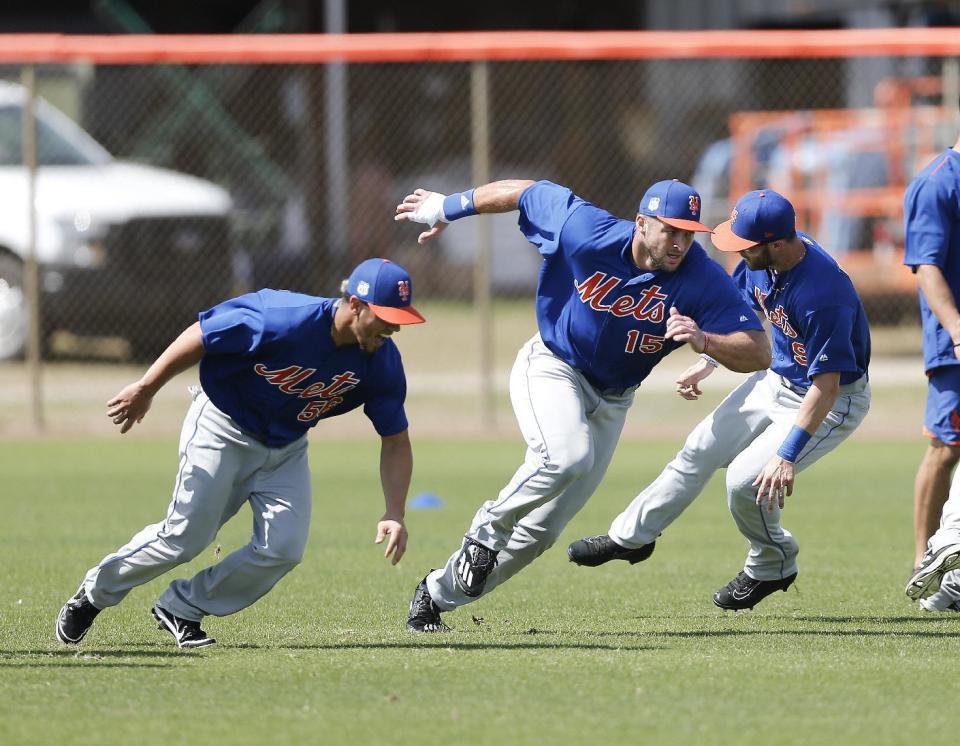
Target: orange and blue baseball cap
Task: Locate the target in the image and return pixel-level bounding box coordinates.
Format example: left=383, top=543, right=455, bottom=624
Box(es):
left=712, top=189, right=796, bottom=252
left=346, top=258, right=425, bottom=325
left=638, top=179, right=712, bottom=232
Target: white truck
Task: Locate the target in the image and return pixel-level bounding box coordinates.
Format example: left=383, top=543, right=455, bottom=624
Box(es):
left=0, top=80, right=233, bottom=359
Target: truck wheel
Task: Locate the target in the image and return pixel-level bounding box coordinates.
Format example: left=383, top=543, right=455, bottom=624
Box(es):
left=0, top=252, right=27, bottom=360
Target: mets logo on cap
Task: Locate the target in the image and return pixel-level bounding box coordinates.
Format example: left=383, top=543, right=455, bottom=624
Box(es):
left=688, top=195, right=700, bottom=216
left=346, top=257, right=426, bottom=325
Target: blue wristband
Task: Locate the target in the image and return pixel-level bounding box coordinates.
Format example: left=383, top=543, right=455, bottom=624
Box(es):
left=777, top=425, right=812, bottom=463
left=442, top=189, right=477, bottom=221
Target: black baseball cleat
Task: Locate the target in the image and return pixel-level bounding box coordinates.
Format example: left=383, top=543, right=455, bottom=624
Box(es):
left=905, top=543, right=960, bottom=602
left=454, top=538, right=498, bottom=597
left=55, top=585, right=102, bottom=644
left=713, top=570, right=797, bottom=611
left=406, top=576, right=449, bottom=633
left=151, top=605, right=217, bottom=649
left=567, top=534, right=656, bottom=567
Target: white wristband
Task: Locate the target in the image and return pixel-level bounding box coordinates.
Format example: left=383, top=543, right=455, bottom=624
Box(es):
left=700, top=353, right=719, bottom=368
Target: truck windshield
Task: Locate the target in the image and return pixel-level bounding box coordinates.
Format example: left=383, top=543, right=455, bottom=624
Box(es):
left=0, top=105, right=111, bottom=167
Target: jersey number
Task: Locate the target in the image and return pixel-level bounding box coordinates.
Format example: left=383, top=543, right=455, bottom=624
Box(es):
left=791, top=342, right=808, bottom=367
left=625, top=330, right=665, bottom=354
left=298, top=397, right=344, bottom=422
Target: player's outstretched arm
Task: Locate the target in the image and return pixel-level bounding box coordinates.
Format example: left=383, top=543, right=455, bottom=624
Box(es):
left=106, top=322, right=205, bottom=434
left=375, top=429, right=412, bottom=565
left=703, top=329, right=770, bottom=373
left=664, top=307, right=771, bottom=373
left=394, top=180, right=536, bottom=244
left=753, top=371, right=841, bottom=512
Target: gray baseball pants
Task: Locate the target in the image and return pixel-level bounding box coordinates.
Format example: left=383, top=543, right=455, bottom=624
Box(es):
left=82, top=388, right=311, bottom=621
left=427, top=334, right=635, bottom=611
left=609, top=369, right=870, bottom=580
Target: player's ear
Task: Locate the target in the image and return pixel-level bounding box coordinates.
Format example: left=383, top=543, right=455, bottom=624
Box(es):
left=348, top=295, right=363, bottom=315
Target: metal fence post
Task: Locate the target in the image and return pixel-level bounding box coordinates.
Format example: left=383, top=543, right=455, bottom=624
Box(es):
left=325, top=0, right=349, bottom=274
left=21, top=64, right=43, bottom=432
left=471, top=60, right=495, bottom=429
left=944, top=57, right=959, bottom=126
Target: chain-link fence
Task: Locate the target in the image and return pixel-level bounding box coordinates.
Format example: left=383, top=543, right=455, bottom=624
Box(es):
left=0, top=31, right=957, bottom=429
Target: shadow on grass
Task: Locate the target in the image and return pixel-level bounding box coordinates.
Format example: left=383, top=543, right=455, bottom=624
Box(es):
left=788, top=615, right=955, bottom=624
left=576, top=613, right=960, bottom=640
left=1, top=649, right=183, bottom=658
left=228, top=641, right=664, bottom=652
left=49, top=638, right=662, bottom=653
left=621, top=613, right=955, bottom=624
left=0, top=648, right=193, bottom=668
left=0, top=662, right=172, bottom=669
left=585, top=629, right=960, bottom=639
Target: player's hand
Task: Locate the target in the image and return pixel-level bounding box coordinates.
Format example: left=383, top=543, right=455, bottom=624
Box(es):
left=375, top=517, right=408, bottom=565
left=664, top=306, right=707, bottom=353
left=106, top=381, right=154, bottom=434
left=753, top=456, right=796, bottom=512
left=675, top=359, right=716, bottom=400
left=394, top=188, right=449, bottom=244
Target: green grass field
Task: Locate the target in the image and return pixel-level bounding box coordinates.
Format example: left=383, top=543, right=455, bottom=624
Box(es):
left=1, top=435, right=954, bottom=745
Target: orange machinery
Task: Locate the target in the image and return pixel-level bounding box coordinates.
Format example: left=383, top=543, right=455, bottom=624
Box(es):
left=726, top=76, right=954, bottom=315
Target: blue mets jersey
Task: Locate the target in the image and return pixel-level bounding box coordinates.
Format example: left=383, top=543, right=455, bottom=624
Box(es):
left=903, top=148, right=960, bottom=372
left=198, top=291, right=408, bottom=447
left=516, top=181, right=763, bottom=391
left=733, top=234, right=871, bottom=387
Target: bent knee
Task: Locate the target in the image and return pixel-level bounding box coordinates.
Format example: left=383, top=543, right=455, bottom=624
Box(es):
left=156, top=533, right=213, bottom=565
left=543, top=444, right=595, bottom=481
left=725, top=471, right=759, bottom=503
left=928, top=440, right=960, bottom=466
left=255, top=540, right=306, bottom=568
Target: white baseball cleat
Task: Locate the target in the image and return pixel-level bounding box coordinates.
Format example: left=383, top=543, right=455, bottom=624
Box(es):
left=905, top=543, right=960, bottom=602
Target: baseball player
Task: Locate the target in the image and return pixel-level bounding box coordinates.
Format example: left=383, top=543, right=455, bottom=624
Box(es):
left=395, top=179, right=770, bottom=632
left=54, top=258, right=424, bottom=648
left=568, top=189, right=872, bottom=610
left=902, top=128, right=960, bottom=612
